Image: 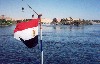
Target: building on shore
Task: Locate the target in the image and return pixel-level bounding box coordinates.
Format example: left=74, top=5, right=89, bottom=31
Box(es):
left=41, top=18, right=52, bottom=24
left=0, top=15, right=12, bottom=21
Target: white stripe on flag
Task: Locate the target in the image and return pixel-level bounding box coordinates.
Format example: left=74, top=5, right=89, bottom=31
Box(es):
left=14, top=26, right=38, bottom=41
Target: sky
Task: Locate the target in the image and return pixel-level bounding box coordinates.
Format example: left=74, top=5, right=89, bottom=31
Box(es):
left=0, top=0, right=100, bottom=20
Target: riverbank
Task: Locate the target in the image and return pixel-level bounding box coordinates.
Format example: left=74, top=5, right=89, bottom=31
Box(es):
left=0, top=23, right=12, bottom=27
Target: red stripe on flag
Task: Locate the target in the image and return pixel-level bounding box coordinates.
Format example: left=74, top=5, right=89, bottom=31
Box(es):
left=14, top=19, right=39, bottom=33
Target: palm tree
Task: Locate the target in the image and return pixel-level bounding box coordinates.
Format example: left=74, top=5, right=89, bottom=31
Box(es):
left=69, top=17, right=73, bottom=21
left=69, top=17, right=73, bottom=24
left=65, top=18, right=68, bottom=21
left=51, top=18, right=58, bottom=25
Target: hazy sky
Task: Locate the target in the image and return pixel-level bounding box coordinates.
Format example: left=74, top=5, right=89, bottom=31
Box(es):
left=0, top=0, right=100, bottom=20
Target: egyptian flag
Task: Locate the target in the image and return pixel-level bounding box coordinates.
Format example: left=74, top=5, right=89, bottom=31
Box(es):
left=14, top=19, right=39, bottom=48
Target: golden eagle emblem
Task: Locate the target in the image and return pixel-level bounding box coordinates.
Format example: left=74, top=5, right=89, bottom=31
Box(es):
left=33, top=30, right=35, bottom=37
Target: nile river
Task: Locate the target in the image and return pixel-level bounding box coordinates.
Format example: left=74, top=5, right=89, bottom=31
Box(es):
left=0, top=24, right=100, bottom=64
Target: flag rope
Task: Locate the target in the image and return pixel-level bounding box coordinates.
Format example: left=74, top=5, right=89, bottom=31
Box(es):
left=27, top=4, right=38, bottom=15
left=22, top=0, right=38, bottom=15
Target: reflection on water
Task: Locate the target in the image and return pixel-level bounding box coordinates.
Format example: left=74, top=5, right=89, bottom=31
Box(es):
left=0, top=24, right=100, bottom=64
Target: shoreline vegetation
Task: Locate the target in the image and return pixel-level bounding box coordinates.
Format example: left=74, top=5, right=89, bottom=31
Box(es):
left=51, top=17, right=93, bottom=26
left=0, top=16, right=100, bottom=27
left=0, top=19, right=13, bottom=26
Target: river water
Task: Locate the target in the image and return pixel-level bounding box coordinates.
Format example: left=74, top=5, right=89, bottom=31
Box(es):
left=0, top=24, right=100, bottom=64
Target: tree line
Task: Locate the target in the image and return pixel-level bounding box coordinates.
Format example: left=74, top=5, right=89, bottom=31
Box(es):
left=0, top=19, right=13, bottom=26
left=51, top=17, right=93, bottom=26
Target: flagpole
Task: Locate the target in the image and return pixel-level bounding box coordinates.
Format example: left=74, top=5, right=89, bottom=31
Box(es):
left=27, top=3, right=43, bottom=64
left=38, top=14, right=43, bottom=64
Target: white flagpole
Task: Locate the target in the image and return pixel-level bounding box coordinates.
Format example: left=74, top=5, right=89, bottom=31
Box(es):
left=38, top=14, right=43, bottom=64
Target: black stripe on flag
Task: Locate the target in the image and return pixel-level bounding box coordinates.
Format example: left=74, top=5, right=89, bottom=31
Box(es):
left=19, top=35, right=38, bottom=48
